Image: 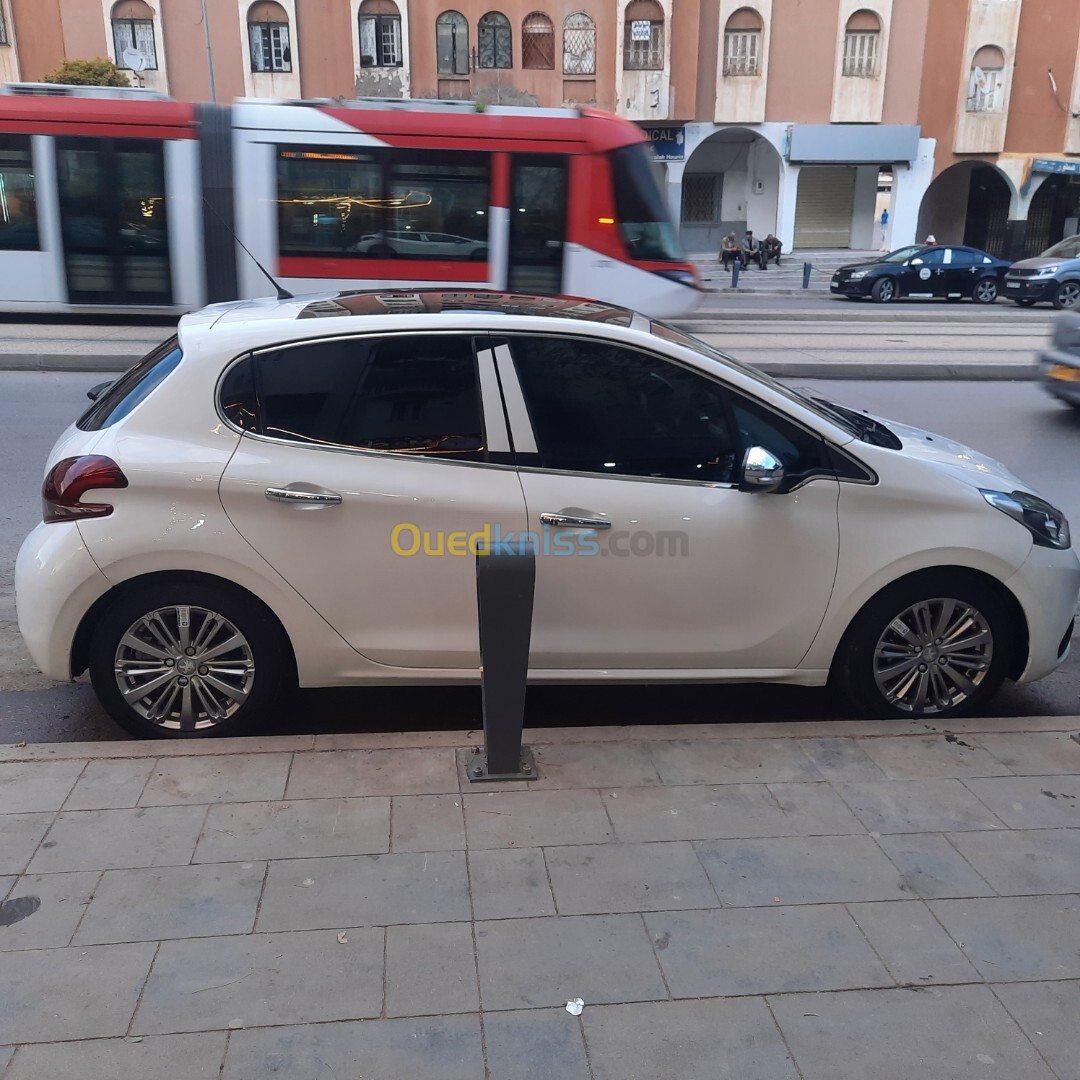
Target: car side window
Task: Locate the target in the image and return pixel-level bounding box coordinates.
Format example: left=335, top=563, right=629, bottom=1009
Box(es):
left=509, top=335, right=739, bottom=483
left=919, top=248, right=944, bottom=266
left=222, top=335, right=487, bottom=462
left=729, top=394, right=833, bottom=487
left=951, top=249, right=976, bottom=267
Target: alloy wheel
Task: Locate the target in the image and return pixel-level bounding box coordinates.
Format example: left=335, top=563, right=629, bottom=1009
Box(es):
left=113, top=605, right=256, bottom=731
left=872, top=597, right=993, bottom=715
left=974, top=279, right=997, bottom=303
left=1057, top=282, right=1080, bottom=310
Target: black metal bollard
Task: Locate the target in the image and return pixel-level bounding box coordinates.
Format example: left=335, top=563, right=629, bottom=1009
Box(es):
left=731, top=260, right=741, bottom=288
left=469, top=539, right=538, bottom=782
left=802, top=262, right=812, bottom=289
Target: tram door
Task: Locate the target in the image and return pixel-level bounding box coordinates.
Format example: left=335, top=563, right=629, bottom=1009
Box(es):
left=507, top=154, right=566, bottom=296
left=55, top=138, right=172, bottom=305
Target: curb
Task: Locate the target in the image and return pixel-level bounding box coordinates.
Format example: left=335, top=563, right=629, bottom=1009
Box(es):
left=0, top=352, right=141, bottom=373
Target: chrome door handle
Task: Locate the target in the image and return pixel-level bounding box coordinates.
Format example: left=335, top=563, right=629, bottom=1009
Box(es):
left=540, top=512, right=611, bottom=530
left=265, top=487, right=343, bottom=506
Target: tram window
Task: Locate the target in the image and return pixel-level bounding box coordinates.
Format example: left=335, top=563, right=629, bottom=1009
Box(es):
left=0, top=135, right=39, bottom=251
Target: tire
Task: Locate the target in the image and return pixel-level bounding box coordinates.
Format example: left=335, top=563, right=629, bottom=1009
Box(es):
left=88, top=579, right=290, bottom=739
left=972, top=277, right=998, bottom=304
left=1052, top=281, right=1080, bottom=311
left=1013, top=298, right=1037, bottom=307
left=833, top=571, right=1013, bottom=720
left=871, top=277, right=895, bottom=303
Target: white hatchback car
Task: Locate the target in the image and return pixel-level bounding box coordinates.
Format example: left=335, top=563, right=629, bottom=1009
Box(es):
left=16, top=290, right=1080, bottom=738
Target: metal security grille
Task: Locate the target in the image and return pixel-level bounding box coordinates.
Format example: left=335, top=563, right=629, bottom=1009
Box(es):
left=478, top=12, right=512, bottom=69
left=794, top=166, right=855, bottom=249
left=842, top=30, right=878, bottom=77
left=967, top=67, right=1002, bottom=112
left=563, top=12, right=595, bottom=74
left=113, top=18, right=158, bottom=70
left=723, top=30, right=759, bottom=76
left=522, top=13, right=554, bottom=69
left=682, top=175, right=718, bottom=223
left=623, top=19, right=663, bottom=70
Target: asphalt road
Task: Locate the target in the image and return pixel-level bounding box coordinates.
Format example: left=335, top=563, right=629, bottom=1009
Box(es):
left=0, top=368, right=1077, bottom=744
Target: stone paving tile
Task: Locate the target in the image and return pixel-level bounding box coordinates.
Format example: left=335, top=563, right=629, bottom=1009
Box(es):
left=194, top=798, right=390, bottom=863
left=874, top=833, right=995, bottom=899
left=28, top=806, right=207, bottom=873
left=0, top=813, right=53, bottom=875
left=286, top=748, right=458, bottom=799
left=973, top=731, right=1080, bottom=776
left=468, top=848, right=555, bottom=920
left=695, top=834, right=908, bottom=906
left=256, top=851, right=470, bottom=932
left=646, top=906, right=891, bottom=997
left=529, top=742, right=662, bottom=789
left=929, top=895, right=1080, bottom=981
left=0, top=941, right=156, bottom=1043
left=483, top=1009, right=591, bottom=1080
left=797, top=738, right=887, bottom=781
left=769, top=985, right=1057, bottom=1080
left=857, top=735, right=1012, bottom=779
left=992, top=980, right=1080, bottom=1080
left=391, top=793, right=465, bottom=852
left=475, top=914, right=667, bottom=1010
left=74, top=862, right=264, bottom=945
left=454, top=748, right=534, bottom=794
left=948, top=828, right=1080, bottom=895
left=63, top=758, right=156, bottom=810
left=4, top=1033, right=228, bottom=1080
left=222, top=1015, right=484, bottom=1080
left=463, top=789, right=614, bottom=849
left=134, top=928, right=384, bottom=1034
left=834, top=779, right=1006, bottom=833
left=766, top=782, right=868, bottom=834
left=583, top=999, right=800, bottom=1080
left=385, top=922, right=478, bottom=1017
left=648, top=739, right=823, bottom=785
left=962, top=775, right=1080, bottom=829
left=847, top=900, right=981, bottom=985
left=0, top=760, right=84, bottom=814
left=139, top=754, right=292, bottom=806
left=545, top=841, right=719, bottom=915
left=0, top=872, right=98, bottom=951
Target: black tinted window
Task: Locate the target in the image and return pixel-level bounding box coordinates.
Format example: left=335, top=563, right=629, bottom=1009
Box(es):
left=511, top=336, right=737, bottom=482
left=949, top=248, right=976, bottom=267
left=77, top=337, right=182, bottom=431
left=252, top=335, right=485, bottom=461
left=918, top=248, right=944, bottom=265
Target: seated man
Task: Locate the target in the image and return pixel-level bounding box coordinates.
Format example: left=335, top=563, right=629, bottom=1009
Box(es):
left=763, top=234, right=782, bottom=266
left=741, top=230, right=766, bottom=270
left=719, top=233, right=740, bottom=270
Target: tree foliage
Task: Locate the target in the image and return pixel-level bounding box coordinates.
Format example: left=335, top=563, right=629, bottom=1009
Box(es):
left=42, top=58, right=131, bottom=87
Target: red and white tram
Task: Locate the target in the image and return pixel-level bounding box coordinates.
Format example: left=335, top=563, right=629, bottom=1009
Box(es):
left=0, top=86, right=700, bottom=317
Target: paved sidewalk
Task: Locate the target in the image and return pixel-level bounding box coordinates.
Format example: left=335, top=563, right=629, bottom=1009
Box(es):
left=1, top=715, right=1079, bottom=1079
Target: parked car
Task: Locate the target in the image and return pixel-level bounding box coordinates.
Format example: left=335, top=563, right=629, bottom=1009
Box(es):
left=349, top=230, right=488, bottom=260
left=15, top=290, right=1079, bottom=737
left=831, top=244, right=1009, bottom=304
left=1038, top=311, right=1080, bottom=408
left=1003, top=235, right=1080, bottom=309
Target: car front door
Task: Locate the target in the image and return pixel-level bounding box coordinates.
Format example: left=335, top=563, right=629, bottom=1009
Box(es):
left=496, top=334, right=841, bottom=671
left=218, top=332, right=528, bottom=669
left=901, top=246, right=945, bottom=299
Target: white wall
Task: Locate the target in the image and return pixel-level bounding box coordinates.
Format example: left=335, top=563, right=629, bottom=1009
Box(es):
left=890, top=136, right=936, bottom=246
left=0, top=0, right=21, bottom=83
left=615, top=0, right=673, bottom=121
left=849, top=163, right=879, bottom=248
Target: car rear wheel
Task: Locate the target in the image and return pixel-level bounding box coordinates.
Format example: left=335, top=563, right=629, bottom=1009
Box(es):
left=835, top=572, right=1012, bottom=720
left=972, top=278, right=998, bottom=304
left=871, top=278, right=895, bottom=303
left=1053, top=281, right=1080, bottom=310
left=89, top=580, right=289, bottom=739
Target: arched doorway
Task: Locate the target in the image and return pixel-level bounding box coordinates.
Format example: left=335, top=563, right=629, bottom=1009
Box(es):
left=917, top=161, right=1013, bottom=256
left=679, top=128, right=781, bottom=255
left=1024, top=175, right=1080, bottom=257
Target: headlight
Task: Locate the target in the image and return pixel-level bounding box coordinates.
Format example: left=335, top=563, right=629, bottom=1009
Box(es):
left=981, top=489, right=1071, bottom=549
left=849, top=270, right=868, bottom=281
left=1033, top=265, right=1060, bottom=277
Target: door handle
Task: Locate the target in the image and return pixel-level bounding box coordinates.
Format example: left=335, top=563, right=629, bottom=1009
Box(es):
left=540, top=512, right=611, bottom=530
left=265, top=486, right=343, bottom=506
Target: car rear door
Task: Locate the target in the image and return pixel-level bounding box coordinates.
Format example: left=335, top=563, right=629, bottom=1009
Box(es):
left=943, top=248, right=977, bottom=297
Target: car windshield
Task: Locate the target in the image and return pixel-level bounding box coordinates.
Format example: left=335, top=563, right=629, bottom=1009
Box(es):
left=1041, top=236, right=1080, bottom=259
left=880, top=245, right=925, bottom=264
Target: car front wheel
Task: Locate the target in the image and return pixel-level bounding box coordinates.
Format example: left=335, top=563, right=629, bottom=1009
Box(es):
left=972, top=278, right=998, bottom=304
left=1053, top=281, right=1080, bottom=310
left=834, top=572, right=1012, bottom=720
left=871, top=278, right=895, bottom=303
left=88, top=579, right=290, bottom=738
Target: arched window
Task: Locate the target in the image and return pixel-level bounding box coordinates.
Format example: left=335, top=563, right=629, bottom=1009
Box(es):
left=843, top=9, right=880, bottom=77
left=723, top=6, right=762, bottom=77
left=623, top=0, right=663, bottom=71
left=968, top=44, right=1005, bottom=112
left=563, top=12, right=596, bottom=75
left=478, top=11, right=512, bottom=69
left=436, top=10, right=469, bottom=74
left=248, top=1, right=292, bottom=73
left=112, top=0, right=158, bottom=71
left=522, top=12, right=554, bottom=70
left=359, top=0, right=402, bottom=68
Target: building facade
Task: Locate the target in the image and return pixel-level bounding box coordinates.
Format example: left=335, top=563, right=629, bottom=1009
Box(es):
left=1, top=0, right=1077, bottom=255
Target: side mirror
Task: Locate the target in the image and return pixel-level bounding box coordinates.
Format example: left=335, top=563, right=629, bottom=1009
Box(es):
left=909, top=258, right=924, bottom=267
left=86, top=380, right=113, bottom=402
left=741, top=446, right=785, bottom=493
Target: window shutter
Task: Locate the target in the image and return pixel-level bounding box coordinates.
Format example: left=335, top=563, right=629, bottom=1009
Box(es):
left=249, top=23, right=265, bottom=71
left=360, top=16, right=377, bottom=66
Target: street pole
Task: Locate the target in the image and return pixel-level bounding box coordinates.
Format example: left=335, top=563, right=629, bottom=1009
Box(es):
left=200, top=0, right=218, bottom=103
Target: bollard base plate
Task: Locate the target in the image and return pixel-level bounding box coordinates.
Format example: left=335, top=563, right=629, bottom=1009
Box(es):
left=468, top=745, right=539, bottom=782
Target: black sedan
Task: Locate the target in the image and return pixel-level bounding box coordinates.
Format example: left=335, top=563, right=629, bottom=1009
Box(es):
left=831, top=244, right=1010, bottom=304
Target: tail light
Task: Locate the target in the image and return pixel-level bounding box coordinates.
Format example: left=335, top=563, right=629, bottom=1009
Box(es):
left=42, top=456, right=128, bottom=524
